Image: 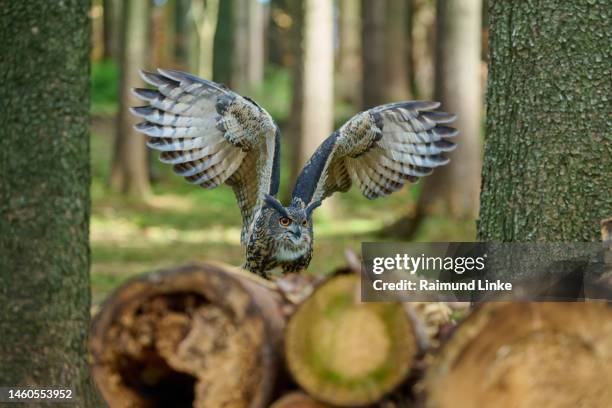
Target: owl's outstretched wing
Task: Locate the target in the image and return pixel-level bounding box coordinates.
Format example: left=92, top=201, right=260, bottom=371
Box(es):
left=131, top=69, right=281, bottom=245
left=291, top=101, right=457, bottom=207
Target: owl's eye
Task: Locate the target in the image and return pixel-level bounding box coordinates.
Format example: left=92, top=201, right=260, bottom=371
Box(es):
left=302, top=220, right=308, bottom=227
left=279, top=217, right=292, bottom=227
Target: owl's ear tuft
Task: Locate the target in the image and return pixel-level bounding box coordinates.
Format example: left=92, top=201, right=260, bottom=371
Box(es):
left=264, top=194, right=289, bottom=217
left=305, top=200, right=322, bottom=218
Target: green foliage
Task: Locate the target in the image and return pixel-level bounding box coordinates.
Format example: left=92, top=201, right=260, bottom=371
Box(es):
left=90, top=59, right=119, bottom=116
left=242, top=65, right=293, bottom=122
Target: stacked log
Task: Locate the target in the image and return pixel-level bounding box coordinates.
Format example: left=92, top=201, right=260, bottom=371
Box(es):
left=91, top=251, right=612, bottom=407
left=284, top=274, right=426, bottom=406
left=90, top=263, right=285, bottom=408
left=422, top=302, right=612, bottom=408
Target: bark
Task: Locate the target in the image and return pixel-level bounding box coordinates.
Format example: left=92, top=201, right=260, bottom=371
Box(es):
left=478, top=1, right=611, bottom=241
left=109, top=0, right=152, bottom=197
left=91, top=263, right=286, bottom=408
left=212, top=0, right=234, bottom=85
left=361, top=0, right=387, bottom=108
left=174, top=0, right=191, bottom=65
left=0, top=1, right=101, bottom=405
left=285, top=274, right=426, bottom=407
left=103, top=0, right=120, bottom=60
left=410, top=0, right=436, bottom=99
left=362, top=0, right=412, bottom=109
left=288, top=0, right=334, bottom=202
left=188, top=0, right=220, bottom=79
left=247, top=0, right=265, bottom=86
left=231, top=0, right=265, bottom=92
left=337, top=0, right=362, bottom=106
left=150, top=0, right=172, bottom=68
left=383, top=0, right=411, bottom=101
left=423, top=302, right=612, bottom=407
left=418, top=0, right=483, bottom=219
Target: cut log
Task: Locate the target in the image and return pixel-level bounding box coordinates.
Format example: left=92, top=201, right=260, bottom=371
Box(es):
left=422, top=302, right=612, bottom=408
left=270, top=392, right=330, bottom=408
left=285, top=274, right=426, bottom=407
left=90, top=262, right=286, bottom=408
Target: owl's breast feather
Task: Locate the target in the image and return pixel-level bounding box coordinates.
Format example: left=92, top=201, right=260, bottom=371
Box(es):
left=276, top=245, right=309, bottom=262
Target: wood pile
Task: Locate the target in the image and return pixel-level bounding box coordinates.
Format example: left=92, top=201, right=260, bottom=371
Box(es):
left=90, top=260, right=612, bottom=407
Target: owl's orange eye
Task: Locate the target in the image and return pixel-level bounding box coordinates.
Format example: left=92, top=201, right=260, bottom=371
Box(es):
left=302, top=220, right=308, bottom=227
left=279, top=217, right=292, bottom=227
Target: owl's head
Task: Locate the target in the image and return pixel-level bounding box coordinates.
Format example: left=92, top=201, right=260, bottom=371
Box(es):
left=263, top=195, right=321, bottom=257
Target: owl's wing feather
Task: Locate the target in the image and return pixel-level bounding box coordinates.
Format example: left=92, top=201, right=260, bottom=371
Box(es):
left=131, top=69, right=280, bottom=245
left=291, top=101, right=457, bottom=206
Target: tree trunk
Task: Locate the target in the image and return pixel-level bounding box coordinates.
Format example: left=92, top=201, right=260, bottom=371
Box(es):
left=188, top=0, right=220, bottom=79
left=423, top=302, right=612, bottom=407
left=285, top=274, right=426, bottom=406
left=150, top=0, right=172, bottom=69
left=383, top=0, right=411, bottom=101
left=103, top=0, right=120, bottom=60
left=91, top=263, right=286, bottom=408
left=109, top=0, right=152, bottom=197
left=337, top=0, right=362, bottom=106
left=212, top=0, right=234, bottom=85
left=0, top=1, right=101, bottom=405
left=417, top=0, right=482, bottom=218
left=288, top=0, right=334, bottom=207
left=362, top=0, right=412, bottom=109
left=247, top=0, right=265, bottom=87
left=410, top=0, right=436, bottom=99
left=230, top=0, right=265, bottom=92
left=478, top=1, right=611, bottom=241
left=361, top=0, right=387, bottom=108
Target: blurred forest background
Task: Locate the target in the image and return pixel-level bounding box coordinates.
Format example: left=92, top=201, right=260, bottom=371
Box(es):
left=89, top=0, right=487, bottom=304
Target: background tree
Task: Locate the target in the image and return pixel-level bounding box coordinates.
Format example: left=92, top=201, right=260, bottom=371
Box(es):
left=212, top=0, right=234, bottom=85
left=103, top=0, right=120, bottom=60
left=382, top=0, right=411, bottom=101
left=0, top=1, right=101, bottom=403
left=361, top=0, right=387, bottom=108
left=288, top=0, right=334, bottom=199
left=231, top=0, right=265, bottom=92
left=188, top=0, right=220, bottom=78
left=361, top=0, right=411, bottom=109
left=410, top=0, right=436, bottom=99
left=337, top=0, right=362, bottom=106
left=418, top=0, right=482, bottom=217
left=479, top=1, right=610, bottom=241
left=109, top=0, right=151, bottom=196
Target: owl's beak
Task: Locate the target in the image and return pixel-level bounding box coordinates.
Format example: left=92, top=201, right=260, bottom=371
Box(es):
left=289, top=224, right=301, bottom=239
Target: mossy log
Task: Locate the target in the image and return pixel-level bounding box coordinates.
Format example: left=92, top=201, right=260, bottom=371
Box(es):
left=422, top=302, right=612, bottom=408
left=90, top=262, right=286, bottom=408
left=285, top=274, right=426, bottom=407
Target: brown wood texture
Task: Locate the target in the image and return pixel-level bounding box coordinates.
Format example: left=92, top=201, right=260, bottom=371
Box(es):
left=90, top=262, right=286, bottom=408
left=422, top=302, right=612, bottom=408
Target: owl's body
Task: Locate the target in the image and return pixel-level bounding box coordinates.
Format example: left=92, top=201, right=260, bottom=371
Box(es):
left=132, top=69, right=458, bottom=279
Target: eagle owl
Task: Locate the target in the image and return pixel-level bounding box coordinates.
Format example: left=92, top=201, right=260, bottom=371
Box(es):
left=131, top=69, right=457, bottom=278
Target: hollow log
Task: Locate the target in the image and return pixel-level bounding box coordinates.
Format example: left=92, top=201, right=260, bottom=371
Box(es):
left=90, top=262, right=286, bottom=408
left=285, top=274, right=426, bottom=407
left=422, top=302, right=612, bottom=408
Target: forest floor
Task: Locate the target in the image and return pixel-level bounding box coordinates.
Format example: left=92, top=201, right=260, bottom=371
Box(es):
left=89, top=63, right=475, bottom=305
